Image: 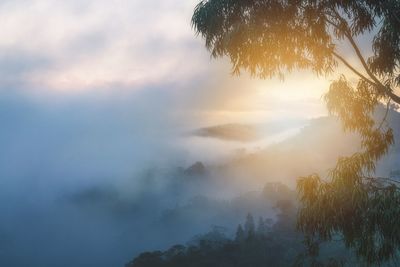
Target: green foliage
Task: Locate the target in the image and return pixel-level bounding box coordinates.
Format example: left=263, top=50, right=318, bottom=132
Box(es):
left=192, top=0, right=400, bottom=93
left=298, top=75, right=397, bottom=264
left=192, top=0, right=400, bottom=265
left=313, top=74, right=398, bottom=263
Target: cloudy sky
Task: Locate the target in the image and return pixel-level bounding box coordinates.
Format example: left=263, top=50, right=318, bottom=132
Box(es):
left=0, top=0, right=334, bottom=126
left=0, top=0, right=346, bottom=192
left=3, top=0, right=382, bottom=186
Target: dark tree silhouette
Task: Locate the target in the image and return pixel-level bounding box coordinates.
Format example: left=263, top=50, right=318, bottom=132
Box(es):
left=256, top=217, right=267, bottom=237
left=236, top=224, right=245, bottom=242
left=192, top=0, right=400, bottom=264
left=244, top=213, right=255, bottom=240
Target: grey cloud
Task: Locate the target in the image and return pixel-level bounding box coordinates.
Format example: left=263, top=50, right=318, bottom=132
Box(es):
left=63, top=30, right=112, bottom=57
left=0, top=49, right=52, bottom=79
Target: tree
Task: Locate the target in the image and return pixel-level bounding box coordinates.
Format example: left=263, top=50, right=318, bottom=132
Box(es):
left=256, top=217, right=267, bottom=237
left=126, top=213, right=353, bottom=267
left=236, top=224, right=245, bottom=242
left=192, top=0, right=400, bottom=265
left=244, top=213, right=255, bottom=239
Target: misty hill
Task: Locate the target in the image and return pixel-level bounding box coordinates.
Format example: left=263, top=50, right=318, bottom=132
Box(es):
left=184, top=162, right=208, bottom=176
left=62, top=108, right=400, bottom=266
left=66, top=180, right=293, bottom=252
left=157, top=182, right=296, bottom=241
left=192, top=119, right=305, bottom=142
left=193, top=124, right=261, bottom=142
left=222, top=108, right=400, bottom=186
left=124, top=106, right=400, bottom=266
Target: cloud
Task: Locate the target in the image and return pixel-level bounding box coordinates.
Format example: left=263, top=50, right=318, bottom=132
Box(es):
left=0, top=0, right=329, bottom=126
left=0, top=0, right=208, bottom=90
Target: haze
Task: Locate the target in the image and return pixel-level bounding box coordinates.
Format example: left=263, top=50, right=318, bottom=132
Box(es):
left=2, top=1, right=394, bottom=267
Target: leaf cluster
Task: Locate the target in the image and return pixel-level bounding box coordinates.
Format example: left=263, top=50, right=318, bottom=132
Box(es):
left=192, top=0, right=400, bottom=86
left=298, top=76, right=398, bottom=264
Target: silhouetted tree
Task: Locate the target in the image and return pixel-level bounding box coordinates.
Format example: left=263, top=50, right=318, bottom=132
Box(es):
left=127, top=251, right=163, bottom=267
left=192, top=1, right=400, bottom=264
left=256, top=217, right=267, bottom=237
left=235, top=224, right=245, bottom=242
left=244, top=213, right=255, bottom=240
left=263, top=182, right=294, bottom=203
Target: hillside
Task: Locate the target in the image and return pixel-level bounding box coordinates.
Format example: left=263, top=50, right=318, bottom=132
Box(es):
left=222, top=108, right=400, bottom=186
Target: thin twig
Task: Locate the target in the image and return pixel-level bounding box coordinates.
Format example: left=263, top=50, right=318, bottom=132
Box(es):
left=362, top=176, right=400, bottom=185
left=378, top=99, right=391, bottom=130
left=331, top=51, right=376, bottom=86
left=327, top=8, right=400, bottom=104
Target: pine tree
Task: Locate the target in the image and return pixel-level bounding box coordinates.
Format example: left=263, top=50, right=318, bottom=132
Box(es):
left=256, top=217, right=267, bottom=237
left=235, top=224, right=245, bottom=242
left=244, top=213, right=255, bottom=240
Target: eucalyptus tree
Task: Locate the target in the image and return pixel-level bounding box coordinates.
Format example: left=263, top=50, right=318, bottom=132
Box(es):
left=192, top=0, right=400, bottom=264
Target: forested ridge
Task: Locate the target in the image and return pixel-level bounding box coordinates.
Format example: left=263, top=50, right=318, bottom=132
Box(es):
left=126, top=186, right=359, bottom=267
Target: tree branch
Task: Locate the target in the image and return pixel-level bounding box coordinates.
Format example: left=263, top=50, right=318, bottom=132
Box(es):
left=387, top=90, right=400, bottom=104
left=340, top=35, right=400, bottom=104
left=329, top=9, right=400, bottom=105
left=363, top=176, right=400, bottom=185
left=331, top=51, right=376, bottom=86
left=378, top=99, right=391, bottom=130
left=345, top=33, right=387, bottom=89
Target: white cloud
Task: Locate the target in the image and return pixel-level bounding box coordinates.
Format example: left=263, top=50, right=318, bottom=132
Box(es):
left=0, top=0, right=207, bottom=90
left=0, top=0, right=331, bottom=125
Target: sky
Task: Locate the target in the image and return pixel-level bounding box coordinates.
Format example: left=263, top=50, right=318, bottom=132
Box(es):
left=0, top=0, right=343, bottom=183
left=1, top=1, right=396, bottom=267
left=0, top=0, right=332, bottom=126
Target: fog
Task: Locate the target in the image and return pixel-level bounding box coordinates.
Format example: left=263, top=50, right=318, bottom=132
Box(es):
left=0, top=88, right=181, bottom=266
left=1, top=83, right=399, bottom=267
left=0, top=86, right=298, bottom=267
left=1, top=1, right=398, bottom=266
